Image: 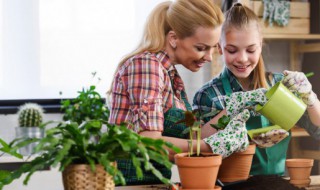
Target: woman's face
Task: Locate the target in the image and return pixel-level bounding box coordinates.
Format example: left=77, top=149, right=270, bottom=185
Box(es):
left=220, top=24, right=262, bottom=80
left=173, top=26, right=221, bottom=72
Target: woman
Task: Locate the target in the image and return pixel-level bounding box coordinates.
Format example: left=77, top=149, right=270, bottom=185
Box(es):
left=108, top=0, right=249, bottom=185
left=193, top=3, right=320, bottom=176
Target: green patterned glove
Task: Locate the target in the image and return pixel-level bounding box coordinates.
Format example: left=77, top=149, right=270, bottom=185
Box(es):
left=204, top=109, right=250, bottom=158
left=225, top=89, right=268, bottom=118
left=283, top=70, right=317, bottom=107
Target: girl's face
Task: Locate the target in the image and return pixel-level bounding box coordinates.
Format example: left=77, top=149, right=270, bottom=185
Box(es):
left=219, top=24, right=262, bottom=80
left=173, top=26, right=221, bottom=72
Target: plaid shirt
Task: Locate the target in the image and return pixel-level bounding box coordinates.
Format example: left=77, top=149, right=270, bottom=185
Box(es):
left=192, top=68, right=283, bottom=123
left=109, top=50, right=189, bottom=133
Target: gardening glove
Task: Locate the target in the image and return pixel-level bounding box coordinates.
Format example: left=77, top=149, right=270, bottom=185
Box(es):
left=225, top=89, right=268, bottom=118
left=263, top=0, right=290, bottom=27
left=282, top=70, right=318, bottom=107
left=251, top=129, right=289, bottom=148
left=203, top=109, right=250, bottom=158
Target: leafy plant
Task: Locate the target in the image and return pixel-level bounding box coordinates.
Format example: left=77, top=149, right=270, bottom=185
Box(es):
left=0, top=83, right=181, bottom=188
left=176, top=110, right=201, bottom=157
left=61, top=85, right=109, bottom=124
left=17, top=103, right=44, bottom=128
left=175, top=110, right=231, bottom=157
left=210, top=115, right=230, bottom=131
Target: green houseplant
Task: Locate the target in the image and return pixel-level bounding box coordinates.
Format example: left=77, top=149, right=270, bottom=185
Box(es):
left=15, top=103, right=45, bottom=155
left=0, top=84, right=180, bottom=189
left=173, top=110, right=222, bottom=189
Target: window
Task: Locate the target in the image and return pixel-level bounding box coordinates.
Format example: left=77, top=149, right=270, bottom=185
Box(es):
left=0, top=0, right=168, bottom=100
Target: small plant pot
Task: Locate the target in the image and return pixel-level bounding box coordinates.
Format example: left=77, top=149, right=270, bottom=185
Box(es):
left=15, top=127, right=44, bottom=155
left=286, top=158, right=314, bottom=188
left=175, top=153, right=222, bottom=189
left=217, top=144, right=256, bottom=182
left=255, top=82, right=307, bottom=131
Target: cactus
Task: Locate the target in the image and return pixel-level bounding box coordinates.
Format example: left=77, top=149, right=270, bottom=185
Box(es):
left=17, top=103, right=44, bottom=127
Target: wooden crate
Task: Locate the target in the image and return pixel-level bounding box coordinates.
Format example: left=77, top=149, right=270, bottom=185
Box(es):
left=241, top=0, right=310, bottom=34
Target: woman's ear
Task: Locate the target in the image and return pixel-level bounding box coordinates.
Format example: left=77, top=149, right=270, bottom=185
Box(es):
left=217, top=43, right=223, bottom=55
left=168, top=30, right=177, bottom=49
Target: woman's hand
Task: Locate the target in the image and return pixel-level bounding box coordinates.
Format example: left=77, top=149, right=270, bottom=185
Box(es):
left=283, top=70, right=317, bottom=107
left=225, top=89, right=268, bottom=118
left=203, top=109, right=250, bottom=158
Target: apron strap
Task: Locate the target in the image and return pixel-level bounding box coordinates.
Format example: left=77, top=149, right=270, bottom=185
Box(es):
left=221, top=69, right=233, bottom=96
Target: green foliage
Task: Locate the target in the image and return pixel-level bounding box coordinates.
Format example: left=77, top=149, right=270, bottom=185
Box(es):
left=61, top=85, right=109, bottom=124
left=176, top=109, right=230, bottom=157
left=210, top=115, right=230, bottom=130
left=0, top=120, right=179, bottom=187
left=17, top=103, right=44, bottom=127
left=0, top=83, right=181, bottom=188
left=175, top=110, right=202, bottom=157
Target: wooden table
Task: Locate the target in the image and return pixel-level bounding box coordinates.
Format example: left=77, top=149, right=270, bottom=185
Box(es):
left=115, top=176, right=320, bottom=190
left=306, top=176, right=320, bottom=190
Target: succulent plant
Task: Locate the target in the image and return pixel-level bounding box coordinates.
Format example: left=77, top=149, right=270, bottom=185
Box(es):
left=17, top=103, right=44, bottom=127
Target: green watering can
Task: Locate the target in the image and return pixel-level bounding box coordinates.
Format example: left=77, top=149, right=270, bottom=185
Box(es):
left=248, top=82, right=307, bottom=139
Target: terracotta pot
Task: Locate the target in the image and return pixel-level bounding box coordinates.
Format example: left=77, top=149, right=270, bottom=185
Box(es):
left=217, top=144, right=256, bottom=183
left=286, top=158, right=314, bottom=188
left=175, top=152, right=222, bottom=189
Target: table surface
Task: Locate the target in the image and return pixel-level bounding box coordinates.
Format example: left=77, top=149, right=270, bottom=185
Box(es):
left=115, top=176, right=320, bottom=190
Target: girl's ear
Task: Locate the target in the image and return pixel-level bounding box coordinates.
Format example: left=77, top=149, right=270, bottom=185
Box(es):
left=168, top=30, right=178, bottom=49
left=217, top=43, right=223, bottom=55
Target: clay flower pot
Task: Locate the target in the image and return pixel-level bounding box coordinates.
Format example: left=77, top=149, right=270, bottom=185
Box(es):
left=217, top=143, right=256, bottom=183
left=286, top=158, right=314, bottom=188
left=175, top=152, right=222, bottom=189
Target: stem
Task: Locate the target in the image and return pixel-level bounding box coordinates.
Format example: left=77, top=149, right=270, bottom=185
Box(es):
left=189, top=130, right=193, bottom=157
left=197, top=127, right=201, bottom=156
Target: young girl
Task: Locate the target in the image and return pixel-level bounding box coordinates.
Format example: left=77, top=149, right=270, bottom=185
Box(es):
left=193, top=3, right=320, bottom=176
left=108, top=0, right=250, bottom=185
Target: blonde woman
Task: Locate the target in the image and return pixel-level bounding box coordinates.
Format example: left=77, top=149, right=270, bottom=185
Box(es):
left=108, top=0, right=250, bottom=185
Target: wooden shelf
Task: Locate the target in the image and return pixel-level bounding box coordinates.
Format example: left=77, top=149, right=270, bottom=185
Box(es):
left=291, top=126, right=309, bottom=137
left=264, top=34, right=320, bottom=40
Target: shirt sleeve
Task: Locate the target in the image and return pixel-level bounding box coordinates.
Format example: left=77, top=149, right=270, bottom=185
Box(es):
left=121, top=55, right=165, bottom=132
left=193, top=89, right=220, bottom=123
left=297, top=113, right=320, bottom=141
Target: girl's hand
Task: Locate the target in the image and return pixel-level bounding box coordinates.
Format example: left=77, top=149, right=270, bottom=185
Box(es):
left=203, top=109, right=250, bottom=158
left=225, top=88, right=268, bottom=118
left=282, top=70, right=317, bottom=107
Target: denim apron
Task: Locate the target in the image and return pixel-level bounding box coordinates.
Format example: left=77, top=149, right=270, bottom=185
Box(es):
left=221, top=71, right=290, bottom=175
left=117, top=76, right=192, bottom=185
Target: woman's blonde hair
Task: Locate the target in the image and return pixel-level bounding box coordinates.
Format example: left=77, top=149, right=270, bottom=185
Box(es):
left=108, top=0, right=224, bottom=93
left=222, top=3, right=269, bottom=89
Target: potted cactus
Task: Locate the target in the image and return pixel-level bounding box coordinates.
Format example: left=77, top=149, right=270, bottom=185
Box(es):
left=15, top=103, right=45, bottom=155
